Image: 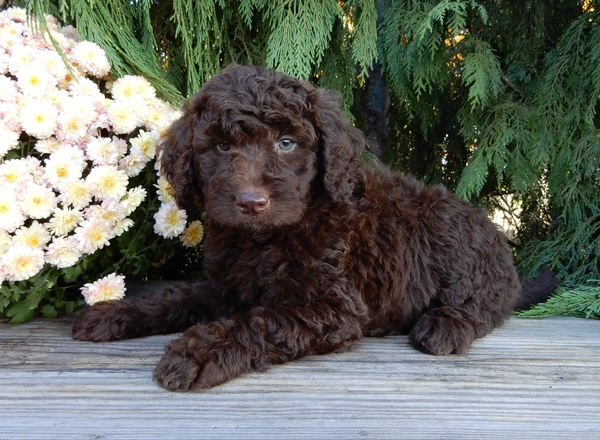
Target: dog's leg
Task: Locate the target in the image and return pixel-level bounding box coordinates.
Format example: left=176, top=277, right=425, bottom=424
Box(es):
left=72, top=281, right=231, bottom=342
left=153, top=291, right=366, bottom=391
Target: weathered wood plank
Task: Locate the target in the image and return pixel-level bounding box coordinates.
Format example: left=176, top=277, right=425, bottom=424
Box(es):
left=1, top=312, right=599, bottom=439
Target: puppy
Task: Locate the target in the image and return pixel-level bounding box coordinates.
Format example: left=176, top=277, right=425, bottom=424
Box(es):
left=73, top=64, right=555, bottom=391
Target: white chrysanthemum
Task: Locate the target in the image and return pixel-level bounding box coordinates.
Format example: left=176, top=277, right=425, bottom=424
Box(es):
left=4, top=7, right=27, bottom=22
left=16, top=63, right=57, bottom=96
left=44, top=147, right=87, bottom=189
left=87, top=165, right=129, bottom=200
left=145, top=101, right=178, bottom=132
left=59, top=178, right=93, bottom=210
left=18, top=183, right=57, bottom=219
left=74, top=218, right=115, bottom=254
left=0, top=230, right=10, bottom=254
left=154, top=175, right=176, bottom=203
left=80, top=273, right=126, bottom=305
left=35, top=137, right=61, bottom=154
left=70, top=41, right=111, bottom=77
left=0, top=121, right=20, bottom=157
left=0, top=76, right=19, bottom=102
left=8, top=45, right=34, bottom=76
left=19, top=99, right=58, bottom=139
left=180, top=220, right=204, bottom=247
left=153, top=202, right=187, bottom=238
left=46, top=207, right=83, bottom=236
left=120, top=186, right=146, bottom=216
left=2, top=243, right=45, bottom=281
left=113, top=218, right=134, bottom=236
left=119, top=146, right=149, bottom=177
left=56, top=109, right=90, bottom=142
left=60, top=95, right=97, bottom=124
left=0, top=22, right=23, bottom=54
left=0, top=159, right=31, bottom=187
left=13, top=221, right=51, bottom=250
left=38, top=50, right=68, bottom=81
left=107, top=99, right=143, bottom=134
left=111, top=75, right=156, bottom=101
left=45, top=236, right=82, bottom=269
left=86, top=137, right=122, bottom=166
left=67, top=76, right=104, bottom=101
left=84, top=198, right=125, bottom=226
left=45, top=87, right=69, bottom=106
left=23, top=156, right=46, bottom=185
left=130, top=130, right=158, bottom=159
left=0, top=192, right=26, bottom=232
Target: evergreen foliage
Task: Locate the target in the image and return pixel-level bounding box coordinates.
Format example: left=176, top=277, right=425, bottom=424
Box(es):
left=16, top=0, right=600, bottom=318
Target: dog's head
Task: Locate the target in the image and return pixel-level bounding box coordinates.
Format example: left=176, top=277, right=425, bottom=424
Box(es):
left=159, top=64, right=365, bottom=230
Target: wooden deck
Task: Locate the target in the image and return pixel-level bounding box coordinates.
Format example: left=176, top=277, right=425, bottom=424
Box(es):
left=1, top=283, right=599, bottom=439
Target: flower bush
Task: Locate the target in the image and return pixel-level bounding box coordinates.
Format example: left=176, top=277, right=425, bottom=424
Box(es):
left=0, top=8, right=203, bottom=323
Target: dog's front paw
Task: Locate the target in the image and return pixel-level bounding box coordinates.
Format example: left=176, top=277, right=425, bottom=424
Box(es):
left=409, top=306, right=476, bottom=355
left=72, top=302, right=132, bottom=342
left=154, top=327, right=248, bottom=392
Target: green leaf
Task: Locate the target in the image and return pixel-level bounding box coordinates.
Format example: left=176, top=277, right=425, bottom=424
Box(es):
left=40, top=304, right=59, bottom=319
left=7, top=300, right=36, bottom=325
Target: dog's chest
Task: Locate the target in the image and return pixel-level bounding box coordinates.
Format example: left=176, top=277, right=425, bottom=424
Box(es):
left=203, top=224, right=352, bottom=305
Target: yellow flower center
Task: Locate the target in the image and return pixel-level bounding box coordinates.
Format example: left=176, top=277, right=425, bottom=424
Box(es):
left=57, top=168, right=68, bottom=178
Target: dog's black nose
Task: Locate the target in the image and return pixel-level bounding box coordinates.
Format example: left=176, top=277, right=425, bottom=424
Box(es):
left=236, top=192, right=269, bottom=215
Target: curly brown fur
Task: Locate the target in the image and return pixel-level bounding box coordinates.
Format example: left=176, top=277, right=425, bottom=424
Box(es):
left=72, top=65, right=555, bottom=391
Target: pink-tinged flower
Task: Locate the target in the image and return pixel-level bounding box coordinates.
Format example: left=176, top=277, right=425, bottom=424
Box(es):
left=0, top=76, right=19, bottom=102
left=74, top=218, right=115, bottom=254
left=46, top=207, right=84, bottom=236
left=86, top=165, right=129, bottom=200
left=56, top=110, right=90, bottom=143
left=45, top=236, right=82, bottom=269
left=80, top=273, right=126, bottom=305
left=2, top=243, right=45, bottom=281
left=13, top=221, right=51, bottom=249
left=19, top=99, right=58, bottom=139
left=0, top=191, right=26, bottom=232
left=86, top=137, right=122, bottom=166
left=0, top=121, right=20, bottom=157
left=180, top=220, right=204, bottom=247
left=153, top=202, right=187, bottom=238
left=84, top=198, right=125, bottom=226
left=119, top=146, right=149, bottom=177
left=18, top=182, right=58, bottom=219
left=70, top=41, right=111, bottom=77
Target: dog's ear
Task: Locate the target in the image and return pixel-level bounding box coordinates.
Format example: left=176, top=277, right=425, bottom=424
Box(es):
left=158, top=95, right=205, bottom=213
left=309, top=88, right=366, bottom=203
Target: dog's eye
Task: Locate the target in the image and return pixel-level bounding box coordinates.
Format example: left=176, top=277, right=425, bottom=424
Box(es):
left=217, top=141, right=231, bottom=152
left=277, top=138, right=296, bottom=151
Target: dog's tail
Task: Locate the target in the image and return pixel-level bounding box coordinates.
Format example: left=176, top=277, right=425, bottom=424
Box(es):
left=515, top=266, right=559, bottom=311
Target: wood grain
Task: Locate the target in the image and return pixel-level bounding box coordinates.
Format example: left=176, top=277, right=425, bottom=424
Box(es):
left=1, top=302, right=599, bottom=439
